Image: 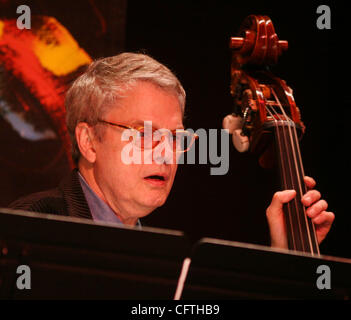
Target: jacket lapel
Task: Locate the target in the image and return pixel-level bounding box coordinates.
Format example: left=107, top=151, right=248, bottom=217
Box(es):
left=59, top=168, right=93, bottom=220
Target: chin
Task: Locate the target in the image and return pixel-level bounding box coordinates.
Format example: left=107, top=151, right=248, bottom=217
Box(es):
left=142, top=195, right=167, bottom=211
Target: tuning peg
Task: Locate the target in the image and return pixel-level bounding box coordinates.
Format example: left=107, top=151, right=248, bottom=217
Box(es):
left=222, top=113, right=241, bottom=134
left=222, top=114, right=250, bottom=152
left=230, top=37, right=245, bottom=49
left=230, top=36, right=288, bottom=52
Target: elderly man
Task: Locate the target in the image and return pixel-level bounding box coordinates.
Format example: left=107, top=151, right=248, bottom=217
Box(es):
left=9, top=52, right=334, bottom=249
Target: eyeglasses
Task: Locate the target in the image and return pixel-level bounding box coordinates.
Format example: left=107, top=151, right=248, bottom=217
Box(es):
left=97, top=119, right=198, bottom=153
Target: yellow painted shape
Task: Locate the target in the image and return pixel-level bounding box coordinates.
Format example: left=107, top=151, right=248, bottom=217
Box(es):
left=33, top=17, right=92, bottom=76
left=0, top=20, right=4, bottom=39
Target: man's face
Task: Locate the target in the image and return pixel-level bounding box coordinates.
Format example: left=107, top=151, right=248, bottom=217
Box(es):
left=92, top=81, right=183, bottom=224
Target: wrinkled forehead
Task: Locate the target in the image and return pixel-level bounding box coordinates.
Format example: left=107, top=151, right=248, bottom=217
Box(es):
left=105, top=82, right=184, bottom=129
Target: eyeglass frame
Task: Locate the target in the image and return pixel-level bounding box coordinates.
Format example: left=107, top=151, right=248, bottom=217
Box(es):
left=96, top=119, right=198, bottom=153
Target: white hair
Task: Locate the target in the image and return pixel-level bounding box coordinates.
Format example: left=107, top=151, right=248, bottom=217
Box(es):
left=65, top=52, right=186, bottom=164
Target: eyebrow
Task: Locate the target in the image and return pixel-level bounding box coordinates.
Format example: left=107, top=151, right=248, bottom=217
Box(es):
left=132, top=120, right=184, bottom=130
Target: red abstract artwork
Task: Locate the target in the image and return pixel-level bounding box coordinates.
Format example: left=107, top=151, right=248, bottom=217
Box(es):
left=0, top=1, right=125, bottom=205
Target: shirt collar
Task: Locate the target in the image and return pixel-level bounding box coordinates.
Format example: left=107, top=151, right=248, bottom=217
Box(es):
left=77, top=171, right=141, bottom=229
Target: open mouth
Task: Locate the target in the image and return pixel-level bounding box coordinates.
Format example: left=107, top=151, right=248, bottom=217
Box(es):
left=144, top=174, right=167, bottom=186
left=145, top=175, right=165, bottom=181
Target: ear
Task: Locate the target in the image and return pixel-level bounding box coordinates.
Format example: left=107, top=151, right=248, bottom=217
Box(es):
left=75, top=122, right=97, bottom=164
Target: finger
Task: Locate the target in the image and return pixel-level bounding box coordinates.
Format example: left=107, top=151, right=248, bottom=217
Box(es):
left=312, top=210, right=335, bottom=226
left=312, top=211, right=335, bottom=244
left=266, top=190, right=296, bottom=249
left=266, top=190, right=296, bottom=218
left=306, top=199, right=328, bottom=218
left=304, top=176, right=316, bottom=190
left=301, top=189, right=321, bottom=206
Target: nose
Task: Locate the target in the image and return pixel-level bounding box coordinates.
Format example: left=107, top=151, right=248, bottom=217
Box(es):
left=153, top=133, right=175, bottom=164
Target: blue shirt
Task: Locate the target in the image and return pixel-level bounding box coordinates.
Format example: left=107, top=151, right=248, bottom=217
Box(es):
left=78, top=171, right=141, bottom=229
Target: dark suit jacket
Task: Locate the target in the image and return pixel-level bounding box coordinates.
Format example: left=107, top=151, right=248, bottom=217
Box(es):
left=9, top=168, right=93, bottom=220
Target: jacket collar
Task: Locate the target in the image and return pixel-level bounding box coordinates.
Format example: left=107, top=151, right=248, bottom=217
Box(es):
left=59, top=168, right=93, bottom=220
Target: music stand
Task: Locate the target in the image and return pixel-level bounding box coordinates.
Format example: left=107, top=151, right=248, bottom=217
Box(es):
left=0, top=208, right=191, bottom=299
left=181, top=238, right=351, bottom=299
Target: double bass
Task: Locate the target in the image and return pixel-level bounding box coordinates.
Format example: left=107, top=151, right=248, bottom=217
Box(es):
left=223, top=15, right=319, bottom=255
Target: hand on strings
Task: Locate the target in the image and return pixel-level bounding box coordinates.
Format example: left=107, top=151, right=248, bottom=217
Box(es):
left=266, top=176, right=335, bottom=249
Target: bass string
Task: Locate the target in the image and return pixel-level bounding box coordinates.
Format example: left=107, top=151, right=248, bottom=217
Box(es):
left=290, top=114, right=320, bottom=254
left=265, top=104, right=297, bottom=250
left=270, top=90, right=308, bottom=252
left=279, top=115, right=307, bottom=251
left=271, top=88, right=315, bottom=254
